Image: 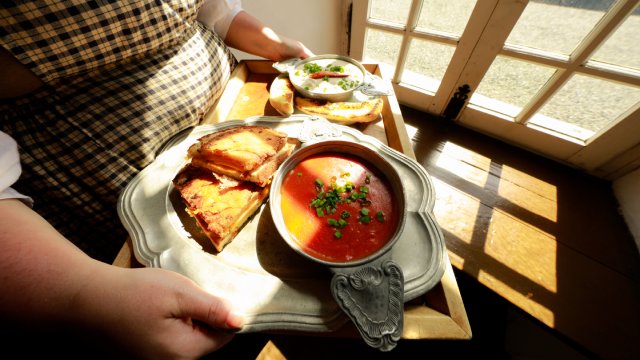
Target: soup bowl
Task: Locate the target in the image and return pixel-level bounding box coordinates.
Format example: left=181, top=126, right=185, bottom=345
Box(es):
left=269, top=140, right=407, bottom=351
left=278, top=54, right=367, bottom=102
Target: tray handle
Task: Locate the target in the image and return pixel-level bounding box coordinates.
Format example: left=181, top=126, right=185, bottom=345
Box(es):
left=330, top=258, right=404, bottom=351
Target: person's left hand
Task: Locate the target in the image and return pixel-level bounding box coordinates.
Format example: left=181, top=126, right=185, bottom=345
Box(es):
left=75, top=265, right=244, bottom=360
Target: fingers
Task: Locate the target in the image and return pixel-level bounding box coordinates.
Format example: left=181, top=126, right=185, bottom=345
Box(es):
left=205, top=298, right=245, bottom=330
left=278, top=37, right=314, bottom=60
left=176, top=285, right=245, bottom=331
left=300, top=43, right=314, bottom=59
left=160, top=282, right=246, bottom=357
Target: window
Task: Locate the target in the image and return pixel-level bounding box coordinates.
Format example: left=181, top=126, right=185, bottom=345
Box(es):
left=350, top=0, right=640, bottom=180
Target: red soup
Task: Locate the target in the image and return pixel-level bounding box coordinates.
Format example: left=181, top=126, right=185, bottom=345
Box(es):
left=280, top=153, right=398, bottom=263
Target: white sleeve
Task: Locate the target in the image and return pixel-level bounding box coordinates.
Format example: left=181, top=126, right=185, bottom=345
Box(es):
left=0, top=131, right=33, bottom=206
left=197, top=0, right=243, bottom=40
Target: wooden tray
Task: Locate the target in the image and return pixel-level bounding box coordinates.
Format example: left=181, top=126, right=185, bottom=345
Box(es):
left=112, top=60, right=471, bottom=340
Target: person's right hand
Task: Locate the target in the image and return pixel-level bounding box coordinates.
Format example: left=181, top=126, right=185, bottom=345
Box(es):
left=75, top=265, right=244, bottom=360
left=223, top=10, right=315, bottom=62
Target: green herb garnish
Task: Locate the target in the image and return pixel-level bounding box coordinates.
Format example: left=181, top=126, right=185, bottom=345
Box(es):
left=307, top=173, right=386, bottom=240
left=304, top=62, right=323, bottom=73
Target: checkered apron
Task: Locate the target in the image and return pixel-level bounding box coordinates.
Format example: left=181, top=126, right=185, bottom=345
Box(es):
left=0, top=1, right=237, bottom=263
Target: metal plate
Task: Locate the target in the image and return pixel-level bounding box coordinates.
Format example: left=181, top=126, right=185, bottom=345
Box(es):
left=117, top=115, right=446, bottom=333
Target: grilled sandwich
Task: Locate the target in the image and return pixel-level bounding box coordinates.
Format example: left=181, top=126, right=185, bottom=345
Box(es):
left=174, top=125, right=296, bottom=252
left=187, top=125, right=297, bottom=187
left=172, top=164, right=270, bottom=252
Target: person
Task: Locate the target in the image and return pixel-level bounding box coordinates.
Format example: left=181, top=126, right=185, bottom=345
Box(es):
left=0, top=1, right=313, bottom=359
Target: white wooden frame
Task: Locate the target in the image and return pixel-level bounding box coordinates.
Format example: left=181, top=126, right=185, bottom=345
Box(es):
left=349, top=0, right=640, bottom=180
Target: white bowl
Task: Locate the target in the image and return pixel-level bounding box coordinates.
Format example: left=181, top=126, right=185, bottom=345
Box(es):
left=286, top=55, right=367, bottom=102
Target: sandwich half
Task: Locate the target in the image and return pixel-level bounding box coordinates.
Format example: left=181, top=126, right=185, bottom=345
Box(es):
left=172, top=164, right=269, bottom=252
left=187, top=125, right=297, bottom=187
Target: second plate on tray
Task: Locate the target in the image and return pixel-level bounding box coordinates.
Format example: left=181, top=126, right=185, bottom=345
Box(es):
left=117, top=115, right=447, bottom=333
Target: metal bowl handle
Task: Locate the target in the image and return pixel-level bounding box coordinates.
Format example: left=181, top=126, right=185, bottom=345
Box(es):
left=330, top=257, right=404, bottom=351
left=272, top=58, right=301, bottom=73
left=357, top=72, right=395, bottom=97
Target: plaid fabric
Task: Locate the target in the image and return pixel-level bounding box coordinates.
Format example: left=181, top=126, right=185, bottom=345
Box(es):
left=0, top=0, right=205, bottom=84
left=0, top=1, right=237, bottom=263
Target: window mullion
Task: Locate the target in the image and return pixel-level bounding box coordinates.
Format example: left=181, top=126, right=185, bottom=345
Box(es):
left=391, top=0, right=424, bottom=84
left=569, top=0, right=639, bottom=69
left=515, top=0, right=639, bottom=124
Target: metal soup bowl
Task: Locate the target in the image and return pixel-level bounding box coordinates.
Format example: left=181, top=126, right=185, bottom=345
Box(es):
left=269, top=140, right=406, bottom=351
left=287, top=54, right=367, bottom=102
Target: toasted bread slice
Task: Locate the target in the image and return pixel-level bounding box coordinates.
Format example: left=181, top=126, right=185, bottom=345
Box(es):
left=188, top=125, right=287, bottom=172
left=172, top=164, right=269, bottom=252
left=188, top=126, right=296, bottom=187
left=190, top=138, right=297, bottom=187
left=295, top=96, right=383, bottom=123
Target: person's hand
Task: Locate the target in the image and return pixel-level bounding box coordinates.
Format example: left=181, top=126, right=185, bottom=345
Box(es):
left=76, top=265, right=244, bottom=360
left=277, top=36, right=314, bottom=60
left=224, top=11, right=315, bottom=62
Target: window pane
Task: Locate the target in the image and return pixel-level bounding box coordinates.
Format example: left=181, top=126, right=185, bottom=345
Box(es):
left=470, top=56, right=556, bottom=118
left=363, top=28, right=403, bottom=76
left=401, top=38, right=455, bottom=93
left=530, top=74, right=640, bottom=142
left=505, top=1, right=612, bottom=55
left=369, top=0, right=412, bottom=26
left=416, top=0, right=476, bottom=37
left=588, top=5, right=640, bottom=71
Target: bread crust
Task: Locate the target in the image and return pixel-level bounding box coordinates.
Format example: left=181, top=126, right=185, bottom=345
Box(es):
left=294, top=96, right=383, bottom=123
left=269, top=74, right=295, bottom=116
left=190, top=139, right=297, bottom=187
left=187, top=125, right=287, bottom=173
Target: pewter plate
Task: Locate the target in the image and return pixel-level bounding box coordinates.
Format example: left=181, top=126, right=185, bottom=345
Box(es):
left=117, top=115, right=446, bottom=333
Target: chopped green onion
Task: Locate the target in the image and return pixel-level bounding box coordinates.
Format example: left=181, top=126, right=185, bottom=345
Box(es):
left=304, top=62, right=323, bottom=73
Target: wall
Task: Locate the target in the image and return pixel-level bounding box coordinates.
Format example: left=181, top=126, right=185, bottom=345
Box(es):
left=613, top=168, right=640, bottom=253
left=232, top=0, right=344, bottom=60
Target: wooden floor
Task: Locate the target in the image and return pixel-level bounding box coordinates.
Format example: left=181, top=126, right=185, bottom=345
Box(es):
left=398, top=105, right=640, bottom=360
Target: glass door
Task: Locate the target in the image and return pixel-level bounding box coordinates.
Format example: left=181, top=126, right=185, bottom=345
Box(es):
left=349, top=0, right=640, bottom=180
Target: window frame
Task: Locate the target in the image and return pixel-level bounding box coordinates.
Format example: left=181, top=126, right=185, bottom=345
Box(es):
left=348, top=0, right=640, bottom=180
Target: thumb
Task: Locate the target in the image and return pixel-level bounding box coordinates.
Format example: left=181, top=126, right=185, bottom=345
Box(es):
left=180, top=290, right=245, bottom=331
